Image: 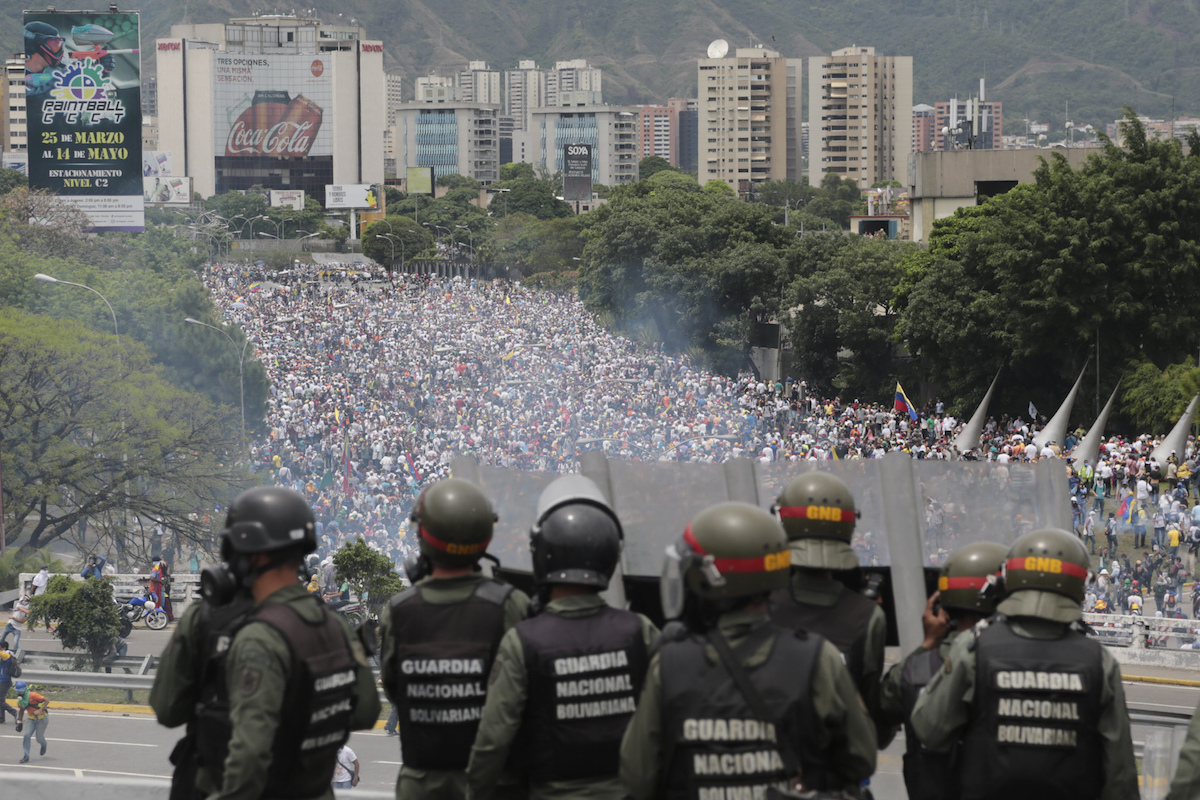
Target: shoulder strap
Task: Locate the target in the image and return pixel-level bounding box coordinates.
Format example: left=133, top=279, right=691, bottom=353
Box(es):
left=705, top=626, right=803, bottom=784
left=473, top=580, right=513, bottom=606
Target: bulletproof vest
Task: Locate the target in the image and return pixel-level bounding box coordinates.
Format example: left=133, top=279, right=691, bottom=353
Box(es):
left=388, top=579, right=513, bottom=770
left=959, top=618, right=1104, bottom=800
left=516, top=604, right=648, bottom=783
left=769, top=581, right=875, bottom=694
left=254, top=599, right=359, bottom=798
left=192, top=597, right=256, bottom=780
left=659, top=622, right=826, bottom=799
left=899, top=645, right=958, bottom=800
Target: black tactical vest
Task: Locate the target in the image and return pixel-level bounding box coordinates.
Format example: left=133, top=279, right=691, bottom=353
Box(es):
left=660, top=622, right=826, bottom=799
left=388, top=580, right=512, bottom=770
left=191, top=597, right=255, bottom=783
left=516, top=604, right=649, bottom=783
left=899, top=645, right=957, bottom=800
left=959, top=618, right=1104, bottom=800
left=769, top=582, right=876, bottom=696
left=254, top=599, right=359, bottom=798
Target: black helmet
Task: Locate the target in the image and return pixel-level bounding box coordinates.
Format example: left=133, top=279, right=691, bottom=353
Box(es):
left=24, top=21, right=64, bottom=67
left=1000, top=528, right=1091, bottom=623
left=661, top=502, right=790, bottom=620
left=938, top=542, right=1008, bottom=615
left=412, top=478, right=496, bottom=568
left=772, top=471, right=860, bottom=570
left=530, top=475, right=622, bottom=588
left=220, top=486, right=316, bottom=560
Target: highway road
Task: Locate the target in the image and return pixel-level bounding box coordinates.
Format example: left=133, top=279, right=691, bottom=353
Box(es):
left=3, top=629, right=1198, bottom=798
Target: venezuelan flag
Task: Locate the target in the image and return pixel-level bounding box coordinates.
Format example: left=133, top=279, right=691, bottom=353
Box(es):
left=894, top=383, right=919, bottom=422
left=248, top=282, right=262, bottom=292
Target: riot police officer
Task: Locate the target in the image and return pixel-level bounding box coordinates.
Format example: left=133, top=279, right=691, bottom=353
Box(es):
left=150, top=486, right=380, bottom=800
left=619, top=502, right=876, bottom=799
left=380, top=478, right=530, bottom=800
left=768, top=471, right=889, bottom=742
left=911, top=528, right=1138, bottom=800
left=467, top=475, right=658, bottom=799
left=879, top=541, right=1008, bottom=800
left=1167, top=698, right=1200, bottom=799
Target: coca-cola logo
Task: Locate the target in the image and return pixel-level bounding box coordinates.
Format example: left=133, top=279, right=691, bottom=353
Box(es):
left=227, top=120, right=316, bottom=157
left=361, top=43, right=382, bottom=52
left=158, top=41, right=181, bottom=50
left=311, top=60, right=324, bottom=77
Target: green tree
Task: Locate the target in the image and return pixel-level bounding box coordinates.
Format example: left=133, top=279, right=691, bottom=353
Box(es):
left=644, top=171, right=699, bottom=192
left=0, top=548, right=66, bottom=592
left=500, top=162, right=535, bottom=182
left=436, top=173, right=482, bottom=191
left=0, top=168, right=28, bottom=196
left=702, top=179, right=736, bottom=198
left=0, top=309, right=251, bottom=555
left=332, top=537, right=404, bottom=616
left=203, top=192, right=269, bottom=238
left=638, top=156, right=675, bottom=181
left=29, top=575, right=121, bottom=670
left=493, top=178, right=572, bottom=220
left=361, top=216, right=435, bottom=267
left=1120, top=358, right=1200, bottom=434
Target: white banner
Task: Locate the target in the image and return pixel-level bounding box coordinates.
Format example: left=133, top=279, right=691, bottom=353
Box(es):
left=143, top=175, right=191, bottom=205
left=325, top=184, right=378, bottom=210
left=270, top=189, right=305, bottom=210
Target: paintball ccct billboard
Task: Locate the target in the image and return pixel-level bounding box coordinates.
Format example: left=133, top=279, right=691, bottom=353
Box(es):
left=213, top=54, right=331, bottom=158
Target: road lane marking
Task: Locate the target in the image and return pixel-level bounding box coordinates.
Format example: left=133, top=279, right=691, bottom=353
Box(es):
left=8, top=764, right=169, bottom=778
left=0, top=735, right=157, bottom=747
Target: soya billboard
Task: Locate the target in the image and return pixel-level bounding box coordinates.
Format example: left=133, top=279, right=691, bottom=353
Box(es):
left=213, top=54, right=332, bottom=158
left=24, top=11, right=144, bottom=231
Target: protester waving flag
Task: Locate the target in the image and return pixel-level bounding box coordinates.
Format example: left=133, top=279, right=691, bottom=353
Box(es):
left=894, top=383, right=919, bottom=422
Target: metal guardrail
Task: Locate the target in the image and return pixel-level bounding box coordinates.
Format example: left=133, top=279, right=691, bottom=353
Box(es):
left=1084, top=612, right=1200, bottom=653
left=19, top=669, right=156, bottom=690
left=0, top=774, right=390, bottom=799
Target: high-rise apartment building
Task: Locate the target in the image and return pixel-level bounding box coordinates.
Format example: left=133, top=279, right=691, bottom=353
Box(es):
left=634, top=105, right=672, bottom=160
left=546, top=59, right=602, bottom=107
left=456, top=61, right=501, bottom=104
left=415, top=75, right=456, bottom=103
left=808, top=46, right=913, bottom=188
left=912, top=104, right=935, bottom=152
left=386, top=72, right=404, bottom=124
left=142, top=76, right=158, bottom=118
left=2, top=53, right=28, bottom=155
left=503, top=60, right=546, bottom=132
left=698, top=46, right=801, bottom=195
left=933, top=100, right=1002, bottom=150
left=668, top=97, right=698, bottom=173
left=394, top=103, right=500, bottom=184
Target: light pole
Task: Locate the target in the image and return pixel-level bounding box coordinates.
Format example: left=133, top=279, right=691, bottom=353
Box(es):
left=375, top=233, right=396, bottom=265
left=34, top=273, right=127, bottom=566
left=297, top=231, right=320, bottom=253
left=185, top=317, right=250, bottom=442
left=455, top=225, right=475, bottom=257
left=382, top=233, right=404, bottom=276
left=495, top=188, right=510, bottom=216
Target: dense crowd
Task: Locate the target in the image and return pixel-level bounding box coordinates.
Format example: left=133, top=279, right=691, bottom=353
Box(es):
left=204, top=263, right=1199, bottom=626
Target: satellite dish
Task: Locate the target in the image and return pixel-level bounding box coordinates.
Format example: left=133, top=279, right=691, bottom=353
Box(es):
left=707, top=39, right=729, bottom=59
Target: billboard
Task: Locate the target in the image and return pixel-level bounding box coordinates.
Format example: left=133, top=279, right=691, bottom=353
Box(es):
left=24, top=11, right=144, bottom=231
left=270, top=189, right=305, bottom=210
left=406, top=166, right=433, bottom=195
left=326, top=184, right=378, bottom=210
left=2, top=154, right=28, bottom=174
left=143, top=176, right=191, bottom=205
left=142, top=149, right=172, bottom=176
left=563, top=142, right=593, bottom=201
left=213, top=54, right=331, bottom=158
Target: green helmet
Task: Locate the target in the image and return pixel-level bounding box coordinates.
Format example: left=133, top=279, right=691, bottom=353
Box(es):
left=999, top=528, right=1090, bottom=623
left=660, top=502, right=791, bottom=619
left=772, top=472, right=859, bottom=570
left=937, top=542, right=1008, bottom=615
left=411, top=478, right=497, bottom=567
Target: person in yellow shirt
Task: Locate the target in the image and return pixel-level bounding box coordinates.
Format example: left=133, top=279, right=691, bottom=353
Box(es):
left=1169, top=525, right=1182, bottom=558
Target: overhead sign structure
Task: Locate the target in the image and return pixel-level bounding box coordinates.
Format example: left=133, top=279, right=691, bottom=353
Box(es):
left=24, top=10, right=144, bottom=231
left=143, top=175, right=191, bottom=205
left=325, top=184, right=378, bottom=210
left=406, top=166, right=433, bottom=195
left=270, top=189, right=305, bottom=210
left=214, top=54, right=331, bottom=159
left=562, top=142, right=593, bottom=201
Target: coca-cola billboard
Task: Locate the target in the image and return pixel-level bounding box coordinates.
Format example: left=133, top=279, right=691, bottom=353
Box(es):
left=213, top=55, right=331, bottom=158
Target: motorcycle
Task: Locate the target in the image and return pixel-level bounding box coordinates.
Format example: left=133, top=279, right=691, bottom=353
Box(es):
left=116, top=591, right=168, bottom=635
left=331, top=599, right=368, bottom=627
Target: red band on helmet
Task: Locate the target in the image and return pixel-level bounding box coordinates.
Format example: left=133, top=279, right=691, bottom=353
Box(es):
left=420, top=525, right=490, bottom=556
left=1006, top=557, right=1088, bottom=580
left=777, top=505, right=856, bottom=522
left=683, top=526, right=790, bottom=574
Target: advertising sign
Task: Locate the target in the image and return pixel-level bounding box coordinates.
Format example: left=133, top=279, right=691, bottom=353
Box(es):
left=2, top=154, right=29, bottom=174
left=405, top=166, right=433, bottom=195
left=24, top=10, right=144, bottom=231
left=142, top=149, right=172, bottom=176
left=270, top=189, right=305, bottom=210
left=143, top=175, right=191, bottom=205
left=326, top=184, right=378, bottom=210
left=562, top=142, right=593, bottom=201
left=214, top=54, right=331, bottom=158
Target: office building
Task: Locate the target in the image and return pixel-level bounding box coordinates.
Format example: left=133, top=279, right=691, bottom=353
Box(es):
left=933, top=99, right=1002, bottom=150
left=808, top=45, right=913, bottom=188
left=157, top=15, right=385, bottom=199
left=394, top=102, right=500, bottom=184
left=698, top=45, right=802, bottom=195
left=634, top=104, right=672, bottom=160
left=2, top=53, right=27, bottom=155
left=668, top=97, right=698, bottom=172
left=517, top=105, right=637, bottom=190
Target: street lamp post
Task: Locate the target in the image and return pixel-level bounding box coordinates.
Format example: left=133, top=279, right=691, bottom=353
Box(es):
left=495, top=188, right=510, bottom=216
left=184, top=317, right=250, bottom=442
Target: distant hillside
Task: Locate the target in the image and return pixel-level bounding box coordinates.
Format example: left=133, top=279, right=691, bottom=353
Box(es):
left=16, top=0, right=1200, bottom=128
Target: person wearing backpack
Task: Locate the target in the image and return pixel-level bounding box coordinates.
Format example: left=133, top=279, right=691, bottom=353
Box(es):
left=13, top=679, right=50, bottom=763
